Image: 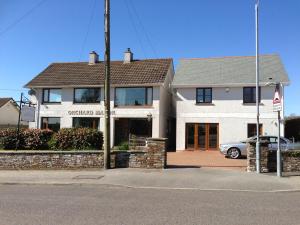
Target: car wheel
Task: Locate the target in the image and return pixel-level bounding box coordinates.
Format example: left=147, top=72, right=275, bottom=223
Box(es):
left=227, top=148, right=241, bottom=159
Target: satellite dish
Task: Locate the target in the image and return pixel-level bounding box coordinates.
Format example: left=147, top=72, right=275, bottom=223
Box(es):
left=28, top=89, right=36, bottom=96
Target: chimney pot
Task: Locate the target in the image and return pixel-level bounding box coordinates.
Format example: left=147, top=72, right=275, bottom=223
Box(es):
left=89, top=51, right=99, bottom=65
left=124, top=48, right=133, bottom=63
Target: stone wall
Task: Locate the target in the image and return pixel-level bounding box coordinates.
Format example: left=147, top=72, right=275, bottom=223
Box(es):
left=112, top=138, right=167, bottom=169
left=0, top=151, right=104, bottom=170
left=282, top=152, right=300, bottom=172
left=0, top=138, right=167, bottom=170
left=247, top=141, right=300, bottom=173
left=247, top=141, right=270, bottom=172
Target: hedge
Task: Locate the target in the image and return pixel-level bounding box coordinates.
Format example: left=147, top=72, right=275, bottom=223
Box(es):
left=0, top=128, right=103, bottom=150
left=0, top=129, right=53, bottom=150
left=49, top=128, right=103, bottom=150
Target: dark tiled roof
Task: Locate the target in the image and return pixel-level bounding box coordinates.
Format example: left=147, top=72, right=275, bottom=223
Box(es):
left=25, top=59, right=173, bottom=88
left=0, top=98, right=12, bottom=108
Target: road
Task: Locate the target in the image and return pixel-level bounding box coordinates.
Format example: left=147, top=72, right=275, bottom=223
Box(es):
left=0, top=184, right=300, bottom=225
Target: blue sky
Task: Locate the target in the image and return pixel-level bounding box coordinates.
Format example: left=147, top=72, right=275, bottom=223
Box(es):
left=0, top=0, right=299, bottom=115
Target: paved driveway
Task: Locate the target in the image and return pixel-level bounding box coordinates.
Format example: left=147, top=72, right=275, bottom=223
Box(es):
left=167, top=150, right=247, bottom=171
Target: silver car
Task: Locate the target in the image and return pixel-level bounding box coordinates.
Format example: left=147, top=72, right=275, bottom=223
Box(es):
left=219, top=136, right=292, bottom=159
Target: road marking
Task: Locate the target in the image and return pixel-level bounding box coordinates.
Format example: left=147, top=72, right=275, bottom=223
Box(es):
left=0, top=182, right=299, bottom=193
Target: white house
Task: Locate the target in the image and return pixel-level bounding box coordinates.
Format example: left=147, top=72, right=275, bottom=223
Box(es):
left=0, top=98, right=25, bottom=127
left=25, top=49, right=174, bottom=147
left=173, top=54, right=290, bottom=151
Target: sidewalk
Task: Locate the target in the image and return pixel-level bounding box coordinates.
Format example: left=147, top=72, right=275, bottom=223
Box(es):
left=0, top=168, right=299, bottom=192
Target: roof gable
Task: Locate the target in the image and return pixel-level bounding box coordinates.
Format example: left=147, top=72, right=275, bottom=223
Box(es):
left=0, top=98, right=13, bottom=108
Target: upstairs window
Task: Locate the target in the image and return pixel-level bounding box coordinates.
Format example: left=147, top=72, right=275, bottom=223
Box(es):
left=115, top=87, right=153, bottom=107
left=196, top=88, right=212, bottom=103
left=74, top=88, right=100, bottom=103
left=243, top=87, right=261, bottom=103
left=43, top=89, right=61, bottom=103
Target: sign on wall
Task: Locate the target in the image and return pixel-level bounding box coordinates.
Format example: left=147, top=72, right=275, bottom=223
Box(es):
left=273, top=83, right=282, bottom=112
left=21, top=105, right=36, bottom=122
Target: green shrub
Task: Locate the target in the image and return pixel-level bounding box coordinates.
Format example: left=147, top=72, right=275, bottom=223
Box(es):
left=117, top=142, right=129, bottom=151
left=50, top=128, right=103, bottom=150
left=0, top=129, right=53, bottom=150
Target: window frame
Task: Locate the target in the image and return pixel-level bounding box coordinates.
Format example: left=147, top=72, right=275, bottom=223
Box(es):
left=247, top=123, right=263, bottom=138
left=41, top=117, right=61, bottom=132
left=72, top=117, right=100, bottom=129
left=114, top=87, right=153, bottom=107
left=42, top=88, right=62, bottom=104
left=243, top=87, right=261, bottom=104
left=196, top=88, right=212, bottom=104
left=73, top=88, right=101, bottom=104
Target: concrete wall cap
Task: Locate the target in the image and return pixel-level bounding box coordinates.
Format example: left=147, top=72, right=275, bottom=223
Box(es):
left=146, top=138, right=168, bottom=141
left=0, top=150, right=103, bottom=154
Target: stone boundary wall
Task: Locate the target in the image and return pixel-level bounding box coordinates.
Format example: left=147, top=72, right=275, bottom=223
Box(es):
left=0, top=151, right=104, bottom=170
left=0, top=138, right=167, bottom=170
left=247, top=141, right=300, bottom=173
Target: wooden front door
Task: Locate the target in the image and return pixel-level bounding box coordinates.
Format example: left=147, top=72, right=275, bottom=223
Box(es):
left=186, top=123, right=219, bottom=150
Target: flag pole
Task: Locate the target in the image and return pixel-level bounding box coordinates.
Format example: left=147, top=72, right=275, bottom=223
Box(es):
left=255, top=0, right=261, bottom=173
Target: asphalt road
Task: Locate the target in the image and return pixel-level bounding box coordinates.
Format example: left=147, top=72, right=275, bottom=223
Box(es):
left=0, top=184, right=299, bottom=225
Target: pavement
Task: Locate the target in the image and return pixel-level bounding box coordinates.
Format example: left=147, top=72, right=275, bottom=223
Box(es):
left=0, top=168, right=299, bottom=192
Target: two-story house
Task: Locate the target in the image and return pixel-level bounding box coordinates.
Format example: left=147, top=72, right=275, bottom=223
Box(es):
left=173, top=55, right=289, bottom=151
left=25, top=49, right=174, bottom=147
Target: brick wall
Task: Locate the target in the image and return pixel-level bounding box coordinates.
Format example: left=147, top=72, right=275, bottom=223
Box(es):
left=0, top=138, right=167, bottom=170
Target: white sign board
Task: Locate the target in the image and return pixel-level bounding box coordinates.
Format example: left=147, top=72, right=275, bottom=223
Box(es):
left=273, top=83, right=282, bottom=112
left=21, top=105, right=35, bottom=122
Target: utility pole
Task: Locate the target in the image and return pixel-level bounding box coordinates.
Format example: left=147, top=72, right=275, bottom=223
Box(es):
left=16, top=92, right=23, bottom=150
left=103, top=0, right=111, bottom=169
left=255, top=0, right=261, bottom=173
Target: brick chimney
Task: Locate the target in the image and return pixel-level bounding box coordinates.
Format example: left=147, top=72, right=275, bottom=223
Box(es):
left=124, top=48, right=133, bottom=63
left=89, top=51, right=99, bottom=65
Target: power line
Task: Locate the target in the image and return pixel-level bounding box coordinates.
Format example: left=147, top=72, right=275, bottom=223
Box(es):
left=128, top=0, right=158, bottom=58
left=0, top=0, right=48, bottom=38
left=0, top=89, right=26, bottom=92
left=123, top=0, right=147, bottom=58
left=78, top=0, right=97, bottom=61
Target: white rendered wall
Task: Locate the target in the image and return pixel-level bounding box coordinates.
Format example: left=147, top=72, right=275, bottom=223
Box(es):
left=176, top=86, right=285, bottom=150
left=158, top=64, right=174, bottom=138
left=29, top=86, right=164, bottom=147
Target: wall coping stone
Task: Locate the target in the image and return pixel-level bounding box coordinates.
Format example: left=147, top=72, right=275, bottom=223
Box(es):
left=247, top=140, right=270, bottom=145
left=146, top=138, right=168, bottom=141
left=0, top=150, right=103, bottom=154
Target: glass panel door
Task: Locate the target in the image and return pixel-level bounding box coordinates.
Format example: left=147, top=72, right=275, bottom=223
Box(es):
left=186, top=124, right=195, bottom=149
left=208, top=124, right=218, bottom=149
left=198, top=124, right=206, bottom=149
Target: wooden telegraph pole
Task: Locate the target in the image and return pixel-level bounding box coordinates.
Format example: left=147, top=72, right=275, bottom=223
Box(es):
left=103, top=0, right=111, bottom=169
